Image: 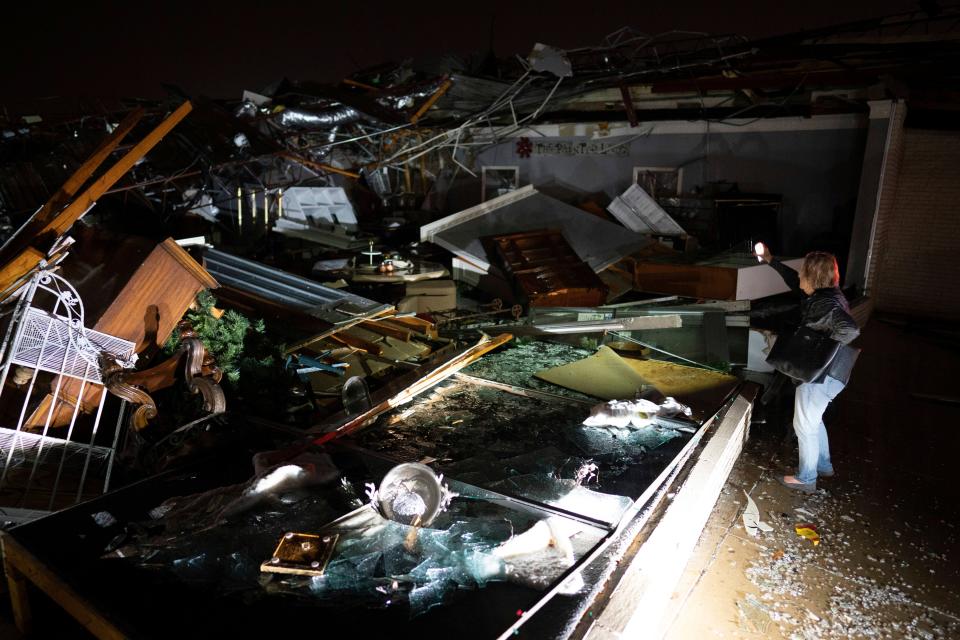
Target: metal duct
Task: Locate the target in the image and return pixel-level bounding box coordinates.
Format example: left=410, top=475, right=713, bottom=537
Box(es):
left=271, top=104, right=361, bottom=130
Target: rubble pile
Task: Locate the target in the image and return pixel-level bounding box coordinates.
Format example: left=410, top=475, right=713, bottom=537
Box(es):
left=4, top=8, right=957, bottom=636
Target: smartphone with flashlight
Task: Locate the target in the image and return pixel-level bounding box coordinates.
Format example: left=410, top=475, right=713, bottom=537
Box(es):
left=754, top=242, right=765, bottom=262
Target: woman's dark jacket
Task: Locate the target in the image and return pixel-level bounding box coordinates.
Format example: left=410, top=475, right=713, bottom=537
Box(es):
left=769, top=259, right=860, bottom=384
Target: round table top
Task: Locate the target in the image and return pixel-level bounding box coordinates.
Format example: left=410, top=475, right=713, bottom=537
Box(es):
left=319, top=259, right=449, bottom=283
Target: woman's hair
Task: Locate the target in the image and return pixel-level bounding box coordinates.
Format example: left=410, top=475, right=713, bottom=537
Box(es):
left=801, top=251, right=840, bottom=289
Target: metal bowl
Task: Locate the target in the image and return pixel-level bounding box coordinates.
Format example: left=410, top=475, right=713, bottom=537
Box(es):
left=377, top=462, right=444, bottom=527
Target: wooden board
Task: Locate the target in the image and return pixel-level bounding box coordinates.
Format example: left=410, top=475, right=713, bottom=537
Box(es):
left=2, top=533, right=127, bottom=639
left=27, top=239, right=217, bottom=428
left=621, top=357, right=735, bottom=395
left=0, top=247, right=44, bottom=298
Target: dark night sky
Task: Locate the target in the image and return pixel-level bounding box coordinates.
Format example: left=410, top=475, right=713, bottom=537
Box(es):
left=1, top=0, right=922, bottom=106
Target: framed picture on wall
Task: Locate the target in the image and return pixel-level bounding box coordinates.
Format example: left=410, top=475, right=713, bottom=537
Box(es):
left=633, top=166, right=683, bottom=198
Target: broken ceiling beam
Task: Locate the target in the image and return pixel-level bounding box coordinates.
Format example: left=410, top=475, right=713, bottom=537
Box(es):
left=279, top=151, right=360, bottom=179
left=42, top=102, right=193, bottom=238
left=0, top=102, right=193, bottom=302
left=0, top=248, right=45, bottom=300
left=410, top=78, right=453, bottom=124
left=0, top=107, right=145, bottom=262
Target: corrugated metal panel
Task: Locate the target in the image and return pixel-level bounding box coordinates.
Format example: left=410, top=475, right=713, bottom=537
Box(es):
left=203, top=249, right=391, bottom=323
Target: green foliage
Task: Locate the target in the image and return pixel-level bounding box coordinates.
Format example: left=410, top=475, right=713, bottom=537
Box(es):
left=164, top=290, right=267, bottom=383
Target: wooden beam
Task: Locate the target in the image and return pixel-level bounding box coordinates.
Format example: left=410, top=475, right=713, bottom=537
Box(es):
left=385, top=315, right=437, bottom=336
left=1, top=533, right=127, bottom=639
left=0, top=247, right=44, bottom=301
left=36, top=108, right=145, bottom=224
left=328, top=331, right=384, bottom=356
left=359, top=319, right=412, bottom=342
left=41, top=101, right=193, bottom=237
left=4, top=553, right=32, bottom=634
left=283, top=307, right=395, bottom=355
left=279, top=151, right=360, bottom=179
left=341, top=78, right=380, bottom=91
left=454, top=372, right=594, bottom=406
left=0, top=108, right=144, bottom=268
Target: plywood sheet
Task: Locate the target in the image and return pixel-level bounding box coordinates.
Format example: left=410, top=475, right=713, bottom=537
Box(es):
left=620, top=358, right=735, bottom=396
left=534, top=345, right=648, bottom=400
left=621, top=357, right=737, bottom=416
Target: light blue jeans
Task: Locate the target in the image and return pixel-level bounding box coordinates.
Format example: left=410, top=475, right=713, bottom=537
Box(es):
left=793, top=375, right=845, bottom=484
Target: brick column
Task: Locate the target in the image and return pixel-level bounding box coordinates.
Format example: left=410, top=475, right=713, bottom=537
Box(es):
left=845, top=99, right=907, bottom=296
left=863, top=101, right=907, bottom=298
left=872, top=126, right=960, bottom=319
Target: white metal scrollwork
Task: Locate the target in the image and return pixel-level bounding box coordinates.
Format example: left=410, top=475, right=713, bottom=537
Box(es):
left=0, top=268, right=136, bottom=526
left=34, top=270, right=137, bottom=372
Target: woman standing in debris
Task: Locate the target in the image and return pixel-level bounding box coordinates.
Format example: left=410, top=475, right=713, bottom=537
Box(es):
left=755, top=245, right=860, bottom=494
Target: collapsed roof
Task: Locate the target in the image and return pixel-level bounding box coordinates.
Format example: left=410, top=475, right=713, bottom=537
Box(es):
left=1, top=7, right=958, bottom=235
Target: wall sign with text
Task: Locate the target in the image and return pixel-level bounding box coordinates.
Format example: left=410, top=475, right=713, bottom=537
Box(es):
left=527, top=140, right=629, bottom=157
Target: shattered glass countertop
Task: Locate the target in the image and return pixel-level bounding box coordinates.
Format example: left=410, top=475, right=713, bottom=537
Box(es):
left=7, top=338, right=738, bottom=638
left=39, top=446, right=613, bottom=637
left=461, top=338, right=598, bottom=401
left=351, top=380, right=683, bottom=526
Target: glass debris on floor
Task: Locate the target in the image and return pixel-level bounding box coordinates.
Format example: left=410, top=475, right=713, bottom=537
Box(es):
left=460, top=338, right=597, bottom=401
left=112, top=455, right=607, bottom=618
left=352, top=380, right=682, bottom=512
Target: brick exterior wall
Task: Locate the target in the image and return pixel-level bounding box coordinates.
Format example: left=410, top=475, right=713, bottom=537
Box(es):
left=870, top=122, right=960, bottom=320
left=864, top=103, right=906, bottom=300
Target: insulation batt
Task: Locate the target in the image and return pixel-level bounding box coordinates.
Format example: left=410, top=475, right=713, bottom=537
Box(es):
left=209, top=453, right=340, bottom=520
left=581, top=397, right=692, bottom=429
left=493, top=519, right=575, bottom=565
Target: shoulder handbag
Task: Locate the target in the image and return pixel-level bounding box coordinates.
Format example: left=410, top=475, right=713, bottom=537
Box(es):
left=765, top=326, right=842, bottom=382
